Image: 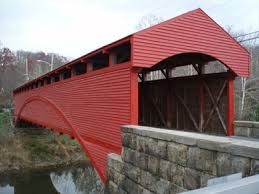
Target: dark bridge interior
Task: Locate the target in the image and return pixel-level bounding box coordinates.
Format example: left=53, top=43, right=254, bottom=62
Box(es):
left=138, top=53, right=234, bottom=135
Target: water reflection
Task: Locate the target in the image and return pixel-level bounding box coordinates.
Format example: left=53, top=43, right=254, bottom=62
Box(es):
left=51, top=166, right=103, bottom=194
left=0, top=184, right=14, bottom=194
left=0, top=164, right=103, bottom=194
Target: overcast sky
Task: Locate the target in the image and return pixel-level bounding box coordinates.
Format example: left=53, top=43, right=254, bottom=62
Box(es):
left=1, top=0, right=259, bottom=59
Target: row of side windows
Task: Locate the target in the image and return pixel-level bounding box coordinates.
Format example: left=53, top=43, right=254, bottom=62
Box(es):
left=14, top=42, right=131, bottom=94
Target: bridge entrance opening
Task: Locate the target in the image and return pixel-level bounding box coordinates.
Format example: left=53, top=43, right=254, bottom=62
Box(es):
left=138, top=52, right=235, bottom=136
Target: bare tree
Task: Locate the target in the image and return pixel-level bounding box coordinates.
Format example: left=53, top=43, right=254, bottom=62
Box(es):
left=221, top=27, right=259, bottom=120
left=234, top=42, right=259, bottom=120
left=136, top=14, right=163, bottom=31
left=135, top=14, right=164, bottom=80
left=0, top=42, right=69, bottom=106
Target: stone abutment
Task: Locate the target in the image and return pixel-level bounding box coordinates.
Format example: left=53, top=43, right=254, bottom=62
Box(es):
left=105, top=125, right=259, bottom=194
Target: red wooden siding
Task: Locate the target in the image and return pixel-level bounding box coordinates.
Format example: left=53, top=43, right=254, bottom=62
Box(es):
left=227, top=77, right=235, bottom=136
left=14, top=63, right=132, bottom=181
left=132, top=8, right=250, bottom=77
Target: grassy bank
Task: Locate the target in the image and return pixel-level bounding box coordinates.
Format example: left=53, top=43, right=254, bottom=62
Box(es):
left=0, top=112, right=87, bottom=175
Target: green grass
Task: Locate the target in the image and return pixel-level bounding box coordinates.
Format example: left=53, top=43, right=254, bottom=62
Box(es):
left=0, top=112, right=13, bottom=142
left=0, top=112, right=8, bottom=128
left=25, top=138, right=54, bottom=161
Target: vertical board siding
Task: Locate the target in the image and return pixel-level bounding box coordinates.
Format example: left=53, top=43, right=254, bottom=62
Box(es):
left=133, top=9, right=249, bottom=77
left=14, top=64, right=132, bottom=181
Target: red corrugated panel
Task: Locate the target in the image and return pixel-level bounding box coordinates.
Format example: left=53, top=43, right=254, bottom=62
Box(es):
left=14, top=63, right=132, bottom=182
left=132, top=8, right=250, bottom=77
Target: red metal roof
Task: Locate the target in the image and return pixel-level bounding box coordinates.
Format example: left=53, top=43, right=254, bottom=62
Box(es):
left=132, top=8, right=250, bottom=76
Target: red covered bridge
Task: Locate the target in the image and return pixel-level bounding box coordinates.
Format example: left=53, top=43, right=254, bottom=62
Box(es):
left=13, top=9, right=249, bottom=182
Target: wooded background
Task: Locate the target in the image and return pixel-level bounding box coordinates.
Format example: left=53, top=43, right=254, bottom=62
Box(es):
left=0, top=44, right=68, bottom=107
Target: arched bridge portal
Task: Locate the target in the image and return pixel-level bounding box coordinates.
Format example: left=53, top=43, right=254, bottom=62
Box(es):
left=13, top=9, right=249, bottom=182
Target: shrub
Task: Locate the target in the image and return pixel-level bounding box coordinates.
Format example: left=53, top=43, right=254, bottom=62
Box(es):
left=0, top=112, right=13, bottom=144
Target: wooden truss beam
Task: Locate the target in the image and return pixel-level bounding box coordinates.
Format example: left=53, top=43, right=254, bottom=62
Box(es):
left=203, top=80, right=227, bottom=133
left=173, top=91, right=199, bottom=131
left=149, top=96, right=167, bottom=126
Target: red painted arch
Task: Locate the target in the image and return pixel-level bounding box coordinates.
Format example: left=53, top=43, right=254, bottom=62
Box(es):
left=149, top=52, right=230, bottom=70
left=16, top=95, right=107, bottom=182
left=14, top=64, right=133, bottom=182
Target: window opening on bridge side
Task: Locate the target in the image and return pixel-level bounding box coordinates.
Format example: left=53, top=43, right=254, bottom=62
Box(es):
left=92, top=53, right=109, bottom=71
left=14, top=42, right=131, bottom=94
left=62, top=69, right=71, bottom=79
left=52, top=74, right=60, bottom=82
left=73, top=63, right=87, bottom=75
left=45, top=77, right=51, bottom=85
left=40, top=80, right=44, bottom=87
left=109, top=42, right=131, bottom=65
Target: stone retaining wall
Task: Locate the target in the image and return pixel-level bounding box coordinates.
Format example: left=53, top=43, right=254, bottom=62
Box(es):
left=234, top=120, right=259, bottom=138
left=105, top=125, right=259, bottom=194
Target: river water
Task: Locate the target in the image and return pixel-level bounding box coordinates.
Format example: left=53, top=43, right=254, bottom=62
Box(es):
left=0, top=164, right=104, bottom=194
